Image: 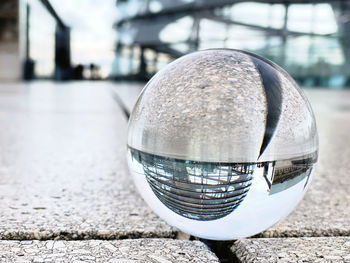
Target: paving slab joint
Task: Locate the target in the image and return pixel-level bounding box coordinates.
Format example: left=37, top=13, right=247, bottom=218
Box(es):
left=0, top=230, right=178, bottom=241
left=253, top=230, right=350, bottom=239
left=197, top=238, right=241, bottom=263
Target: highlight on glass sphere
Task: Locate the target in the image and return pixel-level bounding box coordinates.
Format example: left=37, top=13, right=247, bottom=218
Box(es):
left=127, top=49, right=318, bottom=240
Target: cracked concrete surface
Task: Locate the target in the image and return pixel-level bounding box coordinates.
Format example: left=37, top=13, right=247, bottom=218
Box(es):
left=0, top=239, right=219, bottom=263
left=0, top=82, right=349, bottom=262
left=0, top=82, right=175, bottom=240
left=0, top=82, right=221, bottom=262
left=233, top=237, right=350, bottom=263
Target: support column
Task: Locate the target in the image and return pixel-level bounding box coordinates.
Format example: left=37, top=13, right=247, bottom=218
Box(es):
left=54, top=25, right=71, bottom=80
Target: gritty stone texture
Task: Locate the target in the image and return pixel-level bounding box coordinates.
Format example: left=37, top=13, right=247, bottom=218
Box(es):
left=0, top=239, right=219, bottom=262
left=128, top=49, right=317, bottom=163
left=0, top=82, right=175, bottom=240
left=260, top=89, right=350, bottom=237
left=258, top=68, right=317, bottom=162
left=129, top=49, right=267, bottom=163
left=233, top=237, right=350, bottom=263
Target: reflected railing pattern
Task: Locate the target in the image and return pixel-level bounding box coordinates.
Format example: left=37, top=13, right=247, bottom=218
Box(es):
left=130, top=148, right=254, bottom=220
left=129, top=147, right=317, bottom=221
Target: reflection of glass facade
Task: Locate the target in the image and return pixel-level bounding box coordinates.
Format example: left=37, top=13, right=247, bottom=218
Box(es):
left=113, top=0, right=350, bottom=88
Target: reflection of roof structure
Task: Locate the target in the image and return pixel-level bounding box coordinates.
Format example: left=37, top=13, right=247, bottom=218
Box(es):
left=39, top=0, right=68, bottom=29
left=130, top=148, right=253, bottom=221
left=113, top=0, right=350, bottom=87
left=130, top=148, right=317, bottom=219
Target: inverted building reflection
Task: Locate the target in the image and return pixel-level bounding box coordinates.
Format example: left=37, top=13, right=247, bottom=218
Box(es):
left=129, top=147, right=317, bottom=221
left=267, top=152, right=318, bottom=195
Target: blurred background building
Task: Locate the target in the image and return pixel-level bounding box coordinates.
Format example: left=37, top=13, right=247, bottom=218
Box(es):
left=113, top=0, right=350, bottom=88
left=0, top=0, right=20, bottom=81
left=0, top=0, right=349, bottom=88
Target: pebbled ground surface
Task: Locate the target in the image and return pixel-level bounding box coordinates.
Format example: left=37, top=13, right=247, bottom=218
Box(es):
left=0, top=82, right=349, bottom=262
left=0, top=82, right=175, bottom=240
left=233, top=237, right=350, bottom=263
left=0, top=239, right=219, bottom=263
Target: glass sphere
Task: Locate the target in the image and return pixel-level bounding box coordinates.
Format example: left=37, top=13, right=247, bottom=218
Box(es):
left=127, top=49, right=318, bottom=240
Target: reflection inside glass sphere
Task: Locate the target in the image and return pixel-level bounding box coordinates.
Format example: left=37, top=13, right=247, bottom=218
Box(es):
left=128, top=148, right=317, bottom=221
left=127, top=49, right=318, bottom=240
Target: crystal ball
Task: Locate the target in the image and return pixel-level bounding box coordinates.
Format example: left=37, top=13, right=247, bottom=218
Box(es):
left=127, top=49, right=318, bottom=240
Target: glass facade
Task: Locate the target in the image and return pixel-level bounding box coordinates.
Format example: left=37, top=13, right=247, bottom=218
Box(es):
left=20, top=0, right=117, bottom=80
left=113, top=0, right=350, bottom=88
left=27, top=0, right=56, bottom=77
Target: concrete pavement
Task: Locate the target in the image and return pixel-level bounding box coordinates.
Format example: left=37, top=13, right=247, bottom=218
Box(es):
left=0, top=239, right=219, bottom=263
left=0, top=82, right=176, bottom=241
left=0, top=81, right=349, bottom=262
left=234, top=237, right=350, bottom=262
